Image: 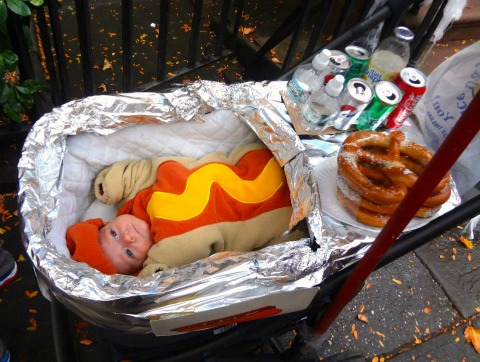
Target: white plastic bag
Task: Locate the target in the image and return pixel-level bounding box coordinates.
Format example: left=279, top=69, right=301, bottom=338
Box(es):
left=414, top=40, right=480, bottom=196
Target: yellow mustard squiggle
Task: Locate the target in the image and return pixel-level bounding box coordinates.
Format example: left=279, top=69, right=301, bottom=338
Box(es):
left=147, top=158, right=284, bottom=221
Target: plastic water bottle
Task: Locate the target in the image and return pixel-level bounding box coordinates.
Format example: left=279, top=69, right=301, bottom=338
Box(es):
left=287, top=49, right=331, bottom=104
left=364, top=26, right=414, bottom=86
left=302, top=74, right=345, bottom=127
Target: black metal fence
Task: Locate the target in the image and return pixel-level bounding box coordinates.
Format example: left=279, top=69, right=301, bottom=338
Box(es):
left=7, top=0, right=450, bottom=119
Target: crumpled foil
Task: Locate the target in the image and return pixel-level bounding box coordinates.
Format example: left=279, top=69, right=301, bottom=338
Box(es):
left=18, top=80, right=461, bottom=334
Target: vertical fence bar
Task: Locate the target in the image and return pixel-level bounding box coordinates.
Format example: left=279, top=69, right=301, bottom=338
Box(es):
left=187, top=0, right=203, bottom=68
left=35, top=5, right=62, bottom=107
left=74, top=0, right=95, bottom=96
left=303, top=0, right=333, bottom=61
left=282, top=0, right=311, bottom=71
left=332, top=0, right=355, bottom=39
left=46, top=0, right=70, bottom=104
left=229, top=0, right=245, bottom=52
left=157, top=0, right=170, bottom=81
left=122, top=0, right=133, bottom=91
left=409, top=0, right=448, bottom=65
left=214, top=0, right=232, bottom=57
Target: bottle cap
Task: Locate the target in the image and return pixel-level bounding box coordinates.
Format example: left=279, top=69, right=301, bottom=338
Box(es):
left=393, top=26, right=414, bottom=43
left=312, top=49, right=332, bottom=71
left=325, top=74, right=344, bottom=97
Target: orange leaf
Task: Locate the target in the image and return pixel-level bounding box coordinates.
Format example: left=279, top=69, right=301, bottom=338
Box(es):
left=351, top=324, right=358, bottom=340
left=460, top=236, right=474, bottom=249
left=25, top=290, right=38, bottom=298
left=357, top=314, right=369, bottom=323
left=17, top=254, right=26, bottom=262
left=239, top=26, right=255, bottom=35
left=103, top=58, right=113, bottom=71
left=359, top=305, right=365, bottom=313
left=392, top=278, right=402, bottom=285
left=424, top=307, right=433, bottom=313
left=80, top=339, right=93, bottom=346
left=181, top=24, right=192, bottom=32
left=465, top=326, right=480, bottom=352
left=271, top=57, right=283, bottom=64
left=27, top=318, right=37, bottom=331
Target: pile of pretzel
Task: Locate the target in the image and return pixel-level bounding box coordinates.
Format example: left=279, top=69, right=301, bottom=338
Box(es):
left=336, top=130, right=451, bottom=228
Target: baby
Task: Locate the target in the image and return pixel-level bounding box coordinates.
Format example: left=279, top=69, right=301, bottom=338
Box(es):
left=66, top=143, right=294, bottom=277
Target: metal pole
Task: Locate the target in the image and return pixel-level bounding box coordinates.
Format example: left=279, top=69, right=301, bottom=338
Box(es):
left=314, top=91, right=480, bottom=335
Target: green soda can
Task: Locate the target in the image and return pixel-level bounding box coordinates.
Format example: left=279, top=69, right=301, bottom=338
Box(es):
left=356, top=81, right=402, bottom=131
left=344, top=45, right=371, bottom=82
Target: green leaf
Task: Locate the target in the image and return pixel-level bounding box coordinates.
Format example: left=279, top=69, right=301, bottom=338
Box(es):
left=4, top=102, right=22, bottom=121
left=18, top=79, right=43, bottom=93
left=0, top=1, right=8, bottom=24
left=14, top=86, right=33, bottom=108
left=0, top=54, right=5, bottom=75
left=0, top=2, right=8, bottom=34
left=28, top=0, right=43, bottom=6
left=0, top=82, right=10, bottom=103
left=2, top=50, right=18, bottom=71
left=6, top=0, right=31, bottom=16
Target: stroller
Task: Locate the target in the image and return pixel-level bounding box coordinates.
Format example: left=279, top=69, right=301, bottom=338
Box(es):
left=17, top=77, right=480, bottom=361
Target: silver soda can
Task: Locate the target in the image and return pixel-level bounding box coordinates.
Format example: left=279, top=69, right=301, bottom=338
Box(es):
left=324, top=50, right=352, bottom=85
left=333, top=78, right=373, bottom=130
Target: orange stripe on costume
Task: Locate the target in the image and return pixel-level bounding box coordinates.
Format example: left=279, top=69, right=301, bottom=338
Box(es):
left=121, top=149, right=292, bottom=242
left=147, top=157, right=284, bottom=221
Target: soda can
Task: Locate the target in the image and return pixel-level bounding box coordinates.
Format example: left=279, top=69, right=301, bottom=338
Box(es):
left=344, top=45, right=371, bottom=81
left=324, top=50, right=352, bottom=85
left=385, top=67, right=427, bottom=128
left=356, top=81, right=402, bottom=131
left=333, top=78, right=373, bottom=130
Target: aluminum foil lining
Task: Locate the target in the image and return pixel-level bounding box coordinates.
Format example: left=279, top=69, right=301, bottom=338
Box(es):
left=18, top=80, right=461, bottom=334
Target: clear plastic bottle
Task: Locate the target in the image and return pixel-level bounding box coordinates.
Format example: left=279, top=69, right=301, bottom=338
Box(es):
left=302, top=74, right=345, bottom=127
left=287, top=49, right=331, bottom=104
left=364, top=26, right=414, bottom=86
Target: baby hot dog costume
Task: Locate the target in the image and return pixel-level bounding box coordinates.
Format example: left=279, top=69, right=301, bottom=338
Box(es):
left=67, top=143, right=293, bottom=277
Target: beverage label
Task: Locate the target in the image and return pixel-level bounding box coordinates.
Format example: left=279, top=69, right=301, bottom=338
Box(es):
left=287, top=76, right=311, bottom=103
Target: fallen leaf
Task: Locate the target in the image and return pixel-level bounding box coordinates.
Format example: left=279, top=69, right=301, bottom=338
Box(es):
left=27, top=318, right=37, bottom=331
left=271, top=57, right=283, bottom=64
left=25, top=290, right=39, bottom=298
left=376, top=331, right=385, bottom=338
left=357, top=314, right=369, bottom=323
left=414, top=334, right=422, bottom=344
left=359, top=305, right=365, bottom=313
left=352, top=324, right=358, bottom=340
left=17, top=254, right=26, bottom=262
left=0, top=227, right=6, bottom=235
left=239, top=26, right=255, bottom=35
left=103, top=58, right=113, bottom=71
left=460, top=236, right=474, bottom=249
left=181, top=24, right=192, bottom=32
left=98, top=83, right=108, bottom=93
left=464, top=326, right=480, bottom=352
left=392, top=278, right=402, bottom=285
left=29, top=309, right=38, bottom=314
left=80, top=339, right=93, bottom=346
left=424, top=307, right=432, bottom=313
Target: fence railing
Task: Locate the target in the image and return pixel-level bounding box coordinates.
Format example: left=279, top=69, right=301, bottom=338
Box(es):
left=7, top=0, right=449, bottom=119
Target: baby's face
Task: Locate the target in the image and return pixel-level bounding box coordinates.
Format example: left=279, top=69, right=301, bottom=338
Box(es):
left=99, top=214, right=154, bottom=274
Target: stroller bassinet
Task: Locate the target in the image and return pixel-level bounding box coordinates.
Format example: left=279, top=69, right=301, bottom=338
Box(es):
left=18, top=80, right=480, bottom=361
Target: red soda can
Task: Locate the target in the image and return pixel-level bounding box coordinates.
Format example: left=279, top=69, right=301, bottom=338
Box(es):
left=385, top=67, right=427, bottom=128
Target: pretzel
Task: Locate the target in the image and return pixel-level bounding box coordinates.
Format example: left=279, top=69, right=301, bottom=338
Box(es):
left=337, top=130, right=451, bottom=206
left=336, top=130, right=451, bottom=227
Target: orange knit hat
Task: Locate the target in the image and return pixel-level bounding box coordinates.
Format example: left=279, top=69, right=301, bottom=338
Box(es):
left=66, top=218, right=118, bottom=275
